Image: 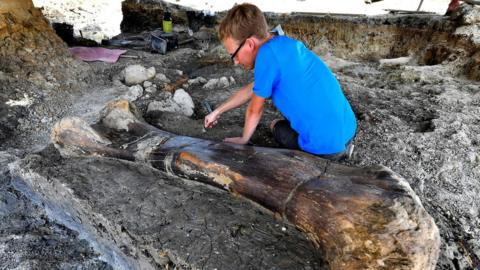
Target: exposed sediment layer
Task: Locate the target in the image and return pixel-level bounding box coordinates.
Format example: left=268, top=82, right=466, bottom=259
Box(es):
left=0, top=0, right=69, bottom=73
left=270, top=13, right=480, bottom=80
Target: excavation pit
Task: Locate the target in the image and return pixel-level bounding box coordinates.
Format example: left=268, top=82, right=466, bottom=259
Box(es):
left=1, top=1, right=480, bottom=269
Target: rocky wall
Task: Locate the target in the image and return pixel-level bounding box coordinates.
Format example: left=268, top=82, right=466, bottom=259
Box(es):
left=0, top=0, right=34, bottom=14
left=0, top=0, right=94, bottom=149
left=0, top=0, right=69, bottom=74
left=121, top=0, right=190, bottom=33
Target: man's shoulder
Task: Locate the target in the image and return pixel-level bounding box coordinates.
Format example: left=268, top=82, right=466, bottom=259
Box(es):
left=258, top=36, right=301, bottom=60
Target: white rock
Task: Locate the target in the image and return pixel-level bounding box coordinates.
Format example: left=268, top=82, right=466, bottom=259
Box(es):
left=467, top=151, right=478, bottom=164
left=6, top=93, right=33, bottom=107
left=452, top=130, right=471, bottom=146
left=210, top=45, right=228, bottom=56
left=173, top=89, right=195, bottom=117
left=158, top=90, right=172, bottom=100
left=113, top=79, right=123, bottom=87
left=146, top=89, right=194, bottom=117
left=203, top=78, right=219, bottom=89
left=124, top=65, right=156, bottom=86
left=147, top=67, right=156, bottom=79
left=155, top=73, right=171, bottom=83
left=147, top=100, right=181, bottom=115
left=118, top=69, right=125, bottom=82
left=379, top=56, right=412, bottom=67
left=143, top=81, right=153, bottom=88
left=175, top=70, right=184, bottom=76
left=229, top=76, right=235, bottom=85
left=145, top=86, right=157, bottom=94
left=188, top=76, right=208, bottom=85
left=218, top=77, right=230, bottom=88
left=173, top=25, right=188, bottom=33
left=122, top=85, right=144, bottom=101
left=202, top=77, right=232, bottom=89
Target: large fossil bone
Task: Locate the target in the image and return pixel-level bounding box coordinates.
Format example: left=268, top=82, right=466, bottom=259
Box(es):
left=51, top=100, right=440, bottom=270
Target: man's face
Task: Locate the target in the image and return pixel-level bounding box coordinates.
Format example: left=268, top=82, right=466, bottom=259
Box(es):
left=223, top=36, right=254, bottom=70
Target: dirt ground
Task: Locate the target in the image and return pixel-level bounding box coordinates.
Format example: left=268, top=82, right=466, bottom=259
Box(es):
left=1, top=4, right=480, bottom=269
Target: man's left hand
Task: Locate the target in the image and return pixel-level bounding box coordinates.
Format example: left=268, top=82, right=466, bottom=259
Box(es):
left=223, top=137, right=248, bottom=145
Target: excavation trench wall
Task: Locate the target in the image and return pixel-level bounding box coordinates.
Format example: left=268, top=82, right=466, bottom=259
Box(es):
left=0, top=0, right=69, bottom=73
left=0, top=0, right=33, bottom=12
left=270, top=14, right=480, bottom=79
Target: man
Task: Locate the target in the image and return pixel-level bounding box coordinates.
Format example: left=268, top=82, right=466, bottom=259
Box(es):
left=204, top=3, right=357, bottom=160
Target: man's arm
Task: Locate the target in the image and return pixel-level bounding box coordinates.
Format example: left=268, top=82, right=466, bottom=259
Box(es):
left=204, top=82, right=253, bottom=128
left=224, top=93, right=265, bottom=145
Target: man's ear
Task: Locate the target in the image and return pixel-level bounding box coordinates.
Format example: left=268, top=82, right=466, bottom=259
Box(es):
left=246, top=37, right=255, bottom=50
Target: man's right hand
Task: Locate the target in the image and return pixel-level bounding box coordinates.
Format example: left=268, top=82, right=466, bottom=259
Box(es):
left=204, top=110, right=220, bottom=128
left=203, top=82, right=254, bottom=129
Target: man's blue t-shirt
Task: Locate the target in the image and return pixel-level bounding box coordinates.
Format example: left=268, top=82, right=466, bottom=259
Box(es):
left=253, top=36, right=356, bottom=155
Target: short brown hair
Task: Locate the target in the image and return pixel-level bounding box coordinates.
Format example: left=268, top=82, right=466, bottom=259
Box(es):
left=219, top=3, right=269, bottom=42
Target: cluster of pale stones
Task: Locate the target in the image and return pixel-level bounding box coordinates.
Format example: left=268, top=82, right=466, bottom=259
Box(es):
left=120, top=64, right=235, bottom=117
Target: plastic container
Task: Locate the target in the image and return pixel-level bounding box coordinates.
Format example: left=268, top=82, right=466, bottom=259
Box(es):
left=163, top=11, right=172, bottom=33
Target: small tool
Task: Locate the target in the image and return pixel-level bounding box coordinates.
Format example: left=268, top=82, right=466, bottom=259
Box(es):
left=202, top=100, right=213, bottom=114
left=202, top=100, right=213, bottom=133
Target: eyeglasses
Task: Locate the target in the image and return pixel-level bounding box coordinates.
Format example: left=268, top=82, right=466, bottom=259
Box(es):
left=230, top=39, right=246, bottom=62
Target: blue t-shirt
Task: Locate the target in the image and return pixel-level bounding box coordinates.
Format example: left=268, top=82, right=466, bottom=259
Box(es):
left=253, top=36, right=356, bottom=155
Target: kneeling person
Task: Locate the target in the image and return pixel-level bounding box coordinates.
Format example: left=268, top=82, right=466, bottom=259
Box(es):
left=204, top=3, right=357, bottom=160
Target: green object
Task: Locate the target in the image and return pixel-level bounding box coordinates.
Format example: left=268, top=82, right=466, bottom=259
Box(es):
left=163, top=11, right=172, bottom=33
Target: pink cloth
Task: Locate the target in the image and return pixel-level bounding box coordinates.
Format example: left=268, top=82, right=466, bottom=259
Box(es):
left=69, top=47, right=127, bottom=63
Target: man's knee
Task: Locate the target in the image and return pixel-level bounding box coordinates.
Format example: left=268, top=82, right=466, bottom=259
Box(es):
left=271, top=120, right=299, bottom=150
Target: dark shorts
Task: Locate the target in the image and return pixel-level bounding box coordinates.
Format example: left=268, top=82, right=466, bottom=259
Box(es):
left=272, top=119, right=354, bottom=161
